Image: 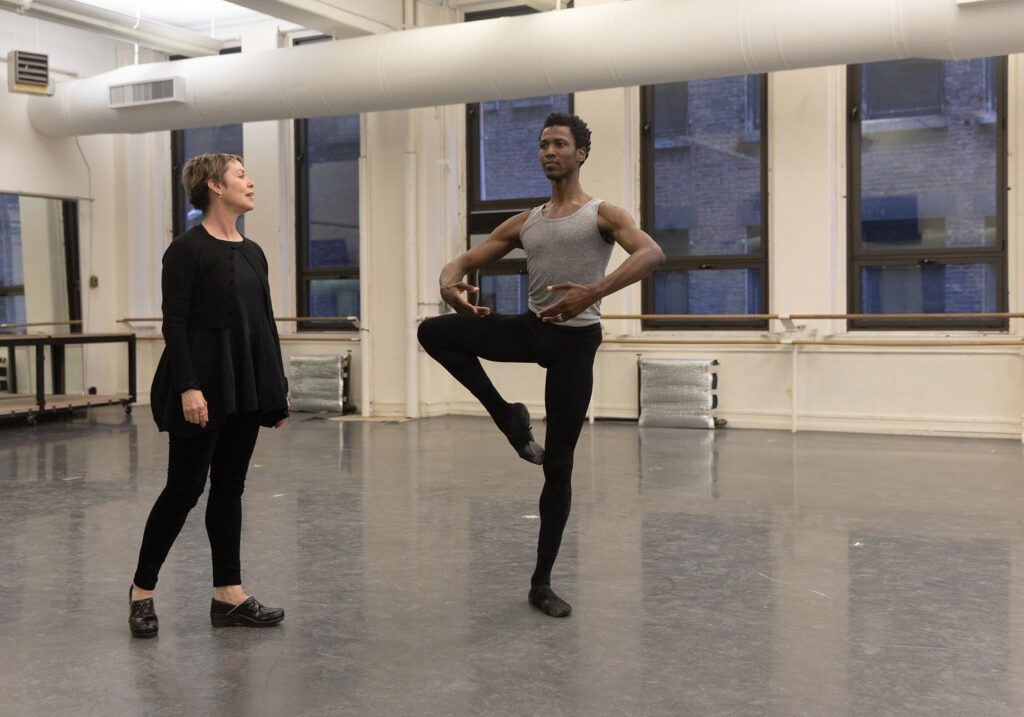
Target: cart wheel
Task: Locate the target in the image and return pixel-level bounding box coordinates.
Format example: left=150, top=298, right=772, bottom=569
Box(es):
left=124, top=404, right=133, bottom=415
left=26, top=414, right=37, bottom=426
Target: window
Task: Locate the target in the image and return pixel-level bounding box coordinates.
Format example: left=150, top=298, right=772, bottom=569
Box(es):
left=466, top=5, right=571, bottom=315
left=295, top=36, right=360, bottom=330
left=641, top=75, right=768, bottom=329
left=467, top=94, right=571, bottom=314
left=848, top=58, right=1007, bottom=330
left=170, top=48, right=244, bottom=237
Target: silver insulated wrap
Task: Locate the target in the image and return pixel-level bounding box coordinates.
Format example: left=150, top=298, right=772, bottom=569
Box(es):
left=288, top=354, right=347, bottom=413
left=638, top=358, right=718, bottom=429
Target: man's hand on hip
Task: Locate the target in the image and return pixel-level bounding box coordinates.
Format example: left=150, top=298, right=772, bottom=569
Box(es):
left=539, top=282, right=600, bottom=323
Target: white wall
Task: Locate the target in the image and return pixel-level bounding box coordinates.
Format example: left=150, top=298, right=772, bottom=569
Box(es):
left=4, top=2, right=1024, bottom=439
left=0, top=14, right=130, bottom=399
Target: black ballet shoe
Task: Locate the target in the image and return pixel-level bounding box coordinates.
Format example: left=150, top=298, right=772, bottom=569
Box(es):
left=528, top=585, right=572, bottom=618
left=128, top=586, right=158, bottom=639
left=210, top=596, right=284, bottom=628
left=501, top=403, right=544, bottom=465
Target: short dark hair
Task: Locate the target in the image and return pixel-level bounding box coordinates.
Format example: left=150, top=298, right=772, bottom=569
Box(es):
left=541, top=112, right=591, bottom=163
left=181, top=153, right=243, bottom=213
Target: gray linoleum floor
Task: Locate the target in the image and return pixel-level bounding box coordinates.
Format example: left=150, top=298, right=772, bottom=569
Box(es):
left=2, top=407, right=1024, bottom=716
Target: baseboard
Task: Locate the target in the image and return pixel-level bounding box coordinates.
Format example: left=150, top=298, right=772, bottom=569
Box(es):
left=418, top=402, right=1022, bottom=440
left=720, top=409, right=1022, bottom=439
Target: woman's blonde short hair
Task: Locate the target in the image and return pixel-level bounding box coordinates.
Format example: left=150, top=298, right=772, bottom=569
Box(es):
left=181, top=153, right=243, bottom=213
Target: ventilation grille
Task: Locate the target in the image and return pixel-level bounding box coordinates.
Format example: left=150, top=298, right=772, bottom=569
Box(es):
left=108, top=77, right=185, bottom=108
left=7, top=51, right=50, bottom=95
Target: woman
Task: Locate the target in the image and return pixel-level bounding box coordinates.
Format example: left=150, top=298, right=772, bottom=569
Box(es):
left=129, top=153, right=289, bottom=638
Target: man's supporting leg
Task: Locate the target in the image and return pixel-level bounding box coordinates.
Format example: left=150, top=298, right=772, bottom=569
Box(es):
left=529, top=336, right=599, bottom=617
left=418, top=313, right=543, bottom=463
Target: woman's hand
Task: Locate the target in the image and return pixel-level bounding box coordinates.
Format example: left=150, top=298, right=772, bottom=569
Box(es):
left=274, top=395, right=290, bottom=428
left=181, top=389, right=209, bottom=427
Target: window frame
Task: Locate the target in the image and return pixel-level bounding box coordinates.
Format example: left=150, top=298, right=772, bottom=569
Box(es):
left=846, top=59, right=1008, bottom=331
left=639, top=74, right=770, bottom=331
left=293, top=34, right=360, bottom=332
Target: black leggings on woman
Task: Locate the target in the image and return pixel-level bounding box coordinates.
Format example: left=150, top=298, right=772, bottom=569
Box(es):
left=418, top=311, right=602, bottom=587
left=133, top=411, right=261, bottom=590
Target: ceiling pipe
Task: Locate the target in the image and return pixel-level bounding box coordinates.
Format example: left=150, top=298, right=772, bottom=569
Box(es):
left=0, top=0, right=223, bottom=57
left=27, top=0, right=1024, bottom=138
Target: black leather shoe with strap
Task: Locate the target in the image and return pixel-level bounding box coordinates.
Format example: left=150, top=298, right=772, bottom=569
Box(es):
left=210, top=596, right=285, bottom=627
left=129, top=586, right=159, bottom=638
left=502, top=403, right=544, bottom=465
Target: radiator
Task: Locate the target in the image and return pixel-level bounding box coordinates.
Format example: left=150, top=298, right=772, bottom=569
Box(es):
left=288, top=353, right=351, bottom=413
left=638, top=357, right=718, bottom=429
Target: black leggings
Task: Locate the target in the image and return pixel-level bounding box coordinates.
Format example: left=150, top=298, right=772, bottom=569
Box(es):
left=133, top=411, right=261, bottom=590
left=418, top=311, right=602, bottom=585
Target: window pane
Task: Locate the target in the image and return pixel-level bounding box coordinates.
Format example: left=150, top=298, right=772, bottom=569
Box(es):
left=479, top=273, right=528, bottom=315
left=478, top=95, right=570, bottom=201
left=858, top=58, right=997, bottom=253
left=864, top=60, right=944, bottom=119
left=653, top=269, right=762, bottom=314
left=303, top=114, right=360, bottom=269
left=653, top=83, right=688, bottom=141
left=859, top=263, right=998, bottom=314
left=308, top=279, right=360, bottom=318
left=178, top=124, right=244, bottom=233
left=651, top=76, right=762, bottom=258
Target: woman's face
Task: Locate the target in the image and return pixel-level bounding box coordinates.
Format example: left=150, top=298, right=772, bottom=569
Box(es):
left=211, top=160, right=254, bottom=214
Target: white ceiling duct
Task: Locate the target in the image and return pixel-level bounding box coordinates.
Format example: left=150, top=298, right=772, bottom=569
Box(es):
left=28, top=0, right=1024, bottom=138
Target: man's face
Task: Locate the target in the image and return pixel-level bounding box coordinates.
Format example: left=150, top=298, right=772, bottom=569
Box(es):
left=538, top=125, right=585, bottom=180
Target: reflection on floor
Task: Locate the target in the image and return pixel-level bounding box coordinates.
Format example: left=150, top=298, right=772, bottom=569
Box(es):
left=2, top=407, right=1024, bottom=716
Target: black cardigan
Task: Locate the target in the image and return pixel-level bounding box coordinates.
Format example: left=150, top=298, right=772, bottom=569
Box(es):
left=150, top=225, right=288, bottom=435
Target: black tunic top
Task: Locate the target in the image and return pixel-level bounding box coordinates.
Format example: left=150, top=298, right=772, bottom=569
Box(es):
left=150, top=225, right=288, bottom=436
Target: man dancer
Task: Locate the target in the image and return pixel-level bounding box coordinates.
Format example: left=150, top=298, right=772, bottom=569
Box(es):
left=418, top=112, right=664, bottom=617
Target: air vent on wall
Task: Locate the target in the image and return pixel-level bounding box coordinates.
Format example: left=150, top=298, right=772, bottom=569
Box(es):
left=108, top=77, right=185, bottom=109
left=7, top=51, right=50, bottom=96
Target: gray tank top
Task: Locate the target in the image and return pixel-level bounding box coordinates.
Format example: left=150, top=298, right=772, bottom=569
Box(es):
left=519, top=197, right=613, bottom=327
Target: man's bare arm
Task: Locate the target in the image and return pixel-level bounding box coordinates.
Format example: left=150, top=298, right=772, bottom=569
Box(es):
left=439, top=211, right=530, bottom=316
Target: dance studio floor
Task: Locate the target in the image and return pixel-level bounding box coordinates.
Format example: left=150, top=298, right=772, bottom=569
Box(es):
left=2, top=406, right=1024, bottom=716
